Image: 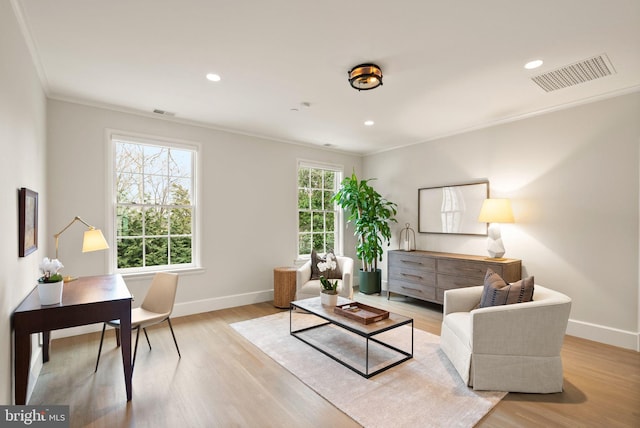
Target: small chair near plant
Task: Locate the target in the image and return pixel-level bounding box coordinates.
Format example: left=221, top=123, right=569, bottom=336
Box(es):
left=296, top=251, right=354, bottom=301
left=95, top=272, right=181, bottom=373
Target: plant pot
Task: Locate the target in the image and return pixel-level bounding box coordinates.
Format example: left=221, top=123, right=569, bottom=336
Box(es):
left=358, top=269, right=381, bottom=295
left=37, top=280, right=64, bottom=305
left=320, top=291, right=339, bottom=306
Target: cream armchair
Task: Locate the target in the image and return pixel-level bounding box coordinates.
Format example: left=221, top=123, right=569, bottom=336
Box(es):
left=440, top=285, right=571, bottom=393
left=296, top=256, right=354, bottom=300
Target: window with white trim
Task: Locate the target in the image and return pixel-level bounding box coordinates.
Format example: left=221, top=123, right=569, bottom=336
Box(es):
left=111, top=135, right=197, bottom=272
left=297, top=161, right=343, bottom=258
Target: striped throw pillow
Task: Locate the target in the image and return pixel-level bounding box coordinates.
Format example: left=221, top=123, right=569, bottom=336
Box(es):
left=479, top=268, right=534, bottom=308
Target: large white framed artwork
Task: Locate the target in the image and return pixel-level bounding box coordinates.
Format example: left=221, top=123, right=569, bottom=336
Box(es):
left=418, top=181, right=489, bottom=235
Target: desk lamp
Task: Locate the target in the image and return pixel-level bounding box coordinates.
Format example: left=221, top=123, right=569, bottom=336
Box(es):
left=54, top=216, right=109, bottom=281
left=477, top=199, right=514, bottom=259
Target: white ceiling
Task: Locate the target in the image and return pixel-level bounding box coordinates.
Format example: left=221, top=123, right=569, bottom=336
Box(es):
left=14, top=0, right=640, bottom=154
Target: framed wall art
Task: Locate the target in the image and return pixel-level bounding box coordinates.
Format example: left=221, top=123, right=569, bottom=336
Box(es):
left=418, top=181, right=489, bottom=235
left=19, top=187, right=38, bottom=257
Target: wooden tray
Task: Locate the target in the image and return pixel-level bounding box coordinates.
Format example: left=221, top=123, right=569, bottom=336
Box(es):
left=333, top=302, right=390, bottom=324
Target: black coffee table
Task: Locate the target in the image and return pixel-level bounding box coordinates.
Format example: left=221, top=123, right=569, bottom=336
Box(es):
left=290, top=296, right=413, bottom=378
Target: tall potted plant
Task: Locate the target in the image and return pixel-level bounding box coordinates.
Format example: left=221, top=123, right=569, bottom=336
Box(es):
left=333, top=172, right=397, bottom=294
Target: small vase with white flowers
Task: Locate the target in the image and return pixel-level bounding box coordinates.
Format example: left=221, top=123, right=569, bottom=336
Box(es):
left=37, top=257, right=64, bottom=305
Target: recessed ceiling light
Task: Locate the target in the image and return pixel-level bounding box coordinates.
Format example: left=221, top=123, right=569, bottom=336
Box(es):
left=206, top=73, right=221, bottom=82
left=364, top=120, right=375, bottom=126
left=524, top=60, right=543, bottom=70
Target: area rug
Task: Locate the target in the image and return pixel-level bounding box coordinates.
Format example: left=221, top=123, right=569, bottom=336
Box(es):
left=231, top=311, right=506, bottom=428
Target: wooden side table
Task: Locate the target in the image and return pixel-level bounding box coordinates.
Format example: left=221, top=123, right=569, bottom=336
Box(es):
left=273, top=266, right=297, bottom=308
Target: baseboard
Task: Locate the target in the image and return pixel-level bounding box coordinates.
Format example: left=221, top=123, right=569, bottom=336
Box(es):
left=47, top=288, right=638, bottom=352
left=50, top=289, right=275, bottom=339
left=171, top=289, right=275, bottom=318
left=24, top=345, right=43, bottom=404
left=389, top=280, right=638, bottom=351
left=388, top=278, right=638, bottom=351
left=566, top=319, right=639, bottom=351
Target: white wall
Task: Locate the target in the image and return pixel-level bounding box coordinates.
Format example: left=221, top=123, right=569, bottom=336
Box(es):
left=364, top=92, right=640, bottom=350
left=0, top=0, right=48, bottom=404
left=2, top=3, right=638, bottom=407
left=46, top=99, right=361, bottom=319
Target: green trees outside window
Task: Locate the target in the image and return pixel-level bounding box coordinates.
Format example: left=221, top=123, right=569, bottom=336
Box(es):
left=297, top=164, right=341, bottom=257
left=114, top=139, right=195, bottom=270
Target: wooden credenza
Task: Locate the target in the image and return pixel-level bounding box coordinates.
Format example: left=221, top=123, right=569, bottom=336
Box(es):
left=387, top=250, right=521, bottom=304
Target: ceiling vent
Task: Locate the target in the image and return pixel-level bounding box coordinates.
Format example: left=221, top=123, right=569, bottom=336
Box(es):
left=531, top=54, right=616, bottom=92
left=152, top=109, right=175, bottom=117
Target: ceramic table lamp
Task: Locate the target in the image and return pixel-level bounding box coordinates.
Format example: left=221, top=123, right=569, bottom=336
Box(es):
left=478, top=199, right=514, bottom=259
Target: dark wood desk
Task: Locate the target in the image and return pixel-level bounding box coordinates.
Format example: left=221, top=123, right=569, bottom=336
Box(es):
left=13, top=274, right=132, bottom=405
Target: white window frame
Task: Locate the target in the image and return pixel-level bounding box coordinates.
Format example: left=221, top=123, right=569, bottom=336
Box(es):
left=106, top=129, right=202, bottom=275
left=296, top=159, right=343, bottom=260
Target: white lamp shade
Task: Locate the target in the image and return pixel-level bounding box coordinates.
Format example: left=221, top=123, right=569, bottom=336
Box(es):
left=478, top=199, right=515, bottom=223
left=82, top=229, right=109, bottom=253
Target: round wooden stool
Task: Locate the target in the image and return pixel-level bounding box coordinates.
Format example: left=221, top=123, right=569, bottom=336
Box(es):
left=273, top=266, right=297, bottom=308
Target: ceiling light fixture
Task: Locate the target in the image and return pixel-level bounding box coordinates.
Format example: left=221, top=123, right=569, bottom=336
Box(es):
left=524, top=59, right=543, bottom=70
left=348, top=63, right=383, bottom=91
left=206, top=73, right=221, bottom=82
left=364, top=120, right=375, bottom=126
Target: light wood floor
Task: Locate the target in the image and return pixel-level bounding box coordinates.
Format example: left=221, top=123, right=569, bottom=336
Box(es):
left=29, top=293, right=640, bottom=427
